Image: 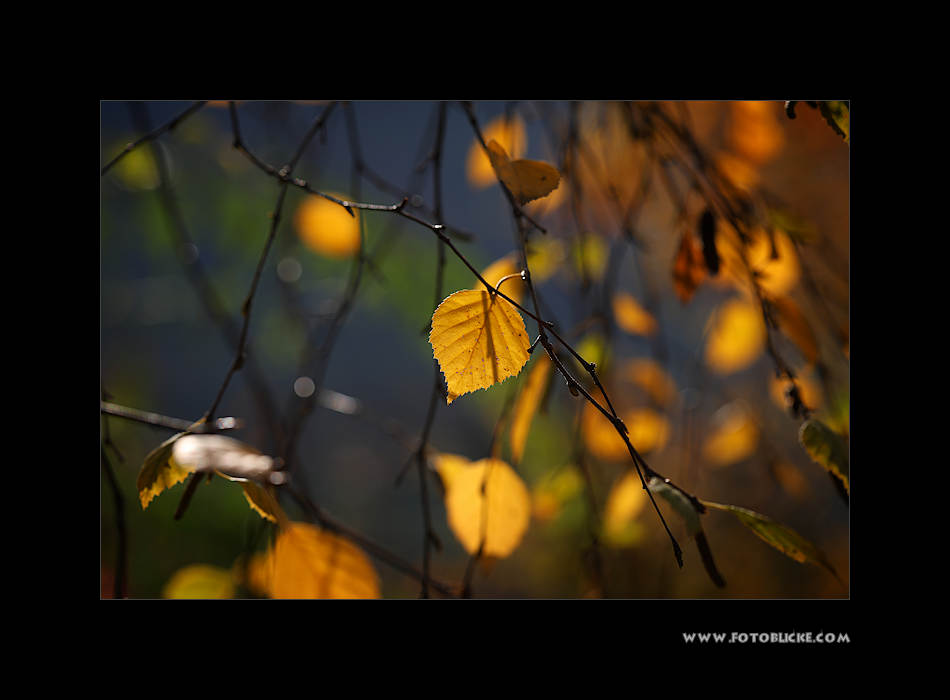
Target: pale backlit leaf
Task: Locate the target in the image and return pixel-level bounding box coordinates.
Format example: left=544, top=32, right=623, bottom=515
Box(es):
left=429, top=289, right=531, bottom=405
left=294, top=193, right=360, bottom=259
left=433, top=454, right=531, bottom=558
left=486, top=139, right=560, bottom=206
left=172, top=434, right=277, bottom=482
left=647, top=477, right=702, bottom=537
left=508, top=354, right=553, bottom=464
left=705, top=298, right=766, bottom=374
left=612, top=292, right=658, bottom=336
left=799, top=419, right=849, bottom=492
left=603, top=471, right=649, bottom=547
left=137, top=432, right=191, bottom=509
left=256, top=522, right=381, bottom=599
left=162, top=564, right=235, bottom=599
left=467, top=115, right=526, bottom=188
left=702, top=401, right=760, bottom=468
left=703, top=501, right=839, bottom=579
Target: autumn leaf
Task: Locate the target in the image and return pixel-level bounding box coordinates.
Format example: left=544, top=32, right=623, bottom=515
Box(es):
left=508, top=354, right=553, bottom=464
left=818, top=101, right=849, bottom=143
left=137, top=432, right=191, bottom=509
left=485, top=139, right=560, bottom=206
left=467, top=115, right=526, bottom=188
left=704, top=298, right=766, bottom=374
left=769, top=372, right=823, bottom=413
left=799, top=419, right=850, bottom=493
left=249, top=522, right=381, bottom=599
left=647, top=477, right=702, bottom=537
left=622, top=358, right=676, bottom=407
left=612, top=292, right=657, bottom=336
left=672, top=231, right=706, bottom=303
left=703, top=501, right=839, bottom=580
left=241, top=482, right=287, bottom=525
left=429, top=289, right=531, bottom=405
left=432, top=453, right=531, bottom=558
left=294, top=193, right=360, bottom=259
left=603, top=472, right=648, bottom=547
left=162, top=564, right=235, bottom=599
left=530, top=467, right=583, bottom=523
left=582, top=403, right=670, bottom=461
left=702, top=401, right=760, bottom=468
left=478, top=252, right=524, bottom=305
left=769, top=295, right=820, bottom=365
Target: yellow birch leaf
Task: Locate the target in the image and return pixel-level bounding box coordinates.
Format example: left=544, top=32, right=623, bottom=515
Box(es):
left=486, top=139, right=560, bottom=206
left=294, top=193, right=360, bottom=259
left=267, top=522, right=381, bottom=599
left=705, top=298, right=766, bottom=374
left=622, top=358, right=676, bottom=407
left=508, top=354, right=553, bottom=464
left=612, top=292, right=658, bottom=336
left=770, top=295, right=819, bottom=365
left=241, top=482, right=287, bottom=525
left=435, top=455, right=531, bottom=558
left=162, top=564, right=235, bottom=599
left=702, top=401, right=759, bottom=468
left=429, top=289, right=531, bottom=405
left=467, top=115, right=526, bottom=188
left=478, top=253, right=524, bottom=305
left=603, top=471, right=648, bottom=546
left=137, top=432, right=191, bottom=509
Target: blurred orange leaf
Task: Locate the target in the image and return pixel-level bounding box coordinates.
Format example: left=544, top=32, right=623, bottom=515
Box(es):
left=612, top=293, right=658, bottom=336
left=432, top=453, right=531, bottom=558
left=672, top=231, right=706, bottom=303
left=622, top=358, right=676, bottom=407
left=702, top=401, right=759, bottom=468
left=704, top=298, right=766, bottom=374
left=467, top=115, right=526, bottom=188
left=486, top=140, right=560, bottom=206
left=250, top=522, right=381, bottom=599
left=582, top=403, right=669, bottom=461
left=770, top=295, right=819, bottom=365
left=603, top=472, right=649, bottom=546
left=429, top=289, right=531, bottom=405
left=294, top=193, right=360, bottom=259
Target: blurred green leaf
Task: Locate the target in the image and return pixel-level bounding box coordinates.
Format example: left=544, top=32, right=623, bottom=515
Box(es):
left=647, top=477, right=701, bottom=537
left=818, top=101, right=849, bottom=143
left=799, top=419, right=849, bottom=492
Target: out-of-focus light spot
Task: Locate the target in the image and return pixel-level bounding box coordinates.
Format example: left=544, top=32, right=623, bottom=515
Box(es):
left=702, top=400, right=759, bottom=468
left=294, top=194, right=361, bottom=259
left=277, top=257, right=303, bottom=283
left=704, top=298, right=766, bottom=374
left=113, top=147, right=160, bottom=191
left=294, top=376, right=315, bottom=398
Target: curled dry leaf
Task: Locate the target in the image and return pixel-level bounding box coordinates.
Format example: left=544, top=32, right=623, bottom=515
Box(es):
left=672, top=231, right=706, bottom=303
left=137, top=432, right=191, bottom=509
left=429, top=289, right=531, bottom=405
left=485, top=139, right=560, bottom=206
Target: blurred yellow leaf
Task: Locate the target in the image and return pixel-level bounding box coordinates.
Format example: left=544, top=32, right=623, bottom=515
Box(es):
left=525, top=237, right=566, bottom=282
left=294, top=193, right=360, bottom=259
left=582, top=403, right=670, bottom=461
left=114, top=147, right=160, bottom=190
left=571, top=234, right=608, bottom=282
left=509, top=354, right=553, bottom=464
left=672, top=231, right=706, bottom=303
left=704, top=298, right=766, bottom=374
left=612, top=293, right=657, bottom=336
left=467, top=115, right=526, bottom=188
left=478, top=252, right=524, bottom=305
left=770, top=295, right=819, bottom=365
left=715, top=151, right=760, bottom=190
left=728, top=101, right=785, bottom=165
left=162, top=564, right=235, bottom=599
left=702, top=401, right=759, bottom=468
left=622, top=358, right=676, bottom=407
left=429, top=289, right=531, bottom=405
left=531, top=467, right=583, bottom=523
left=137, top=432, right=190, bottom=509
left=433, top=454, right=531, bottom=558
left=253, top=522, right=381, bottom=599
left=486, top=139, right=561, bottom=206
left=772, top=461, right=810, bottom=499
left=603, top=471, right=648, bottom=546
